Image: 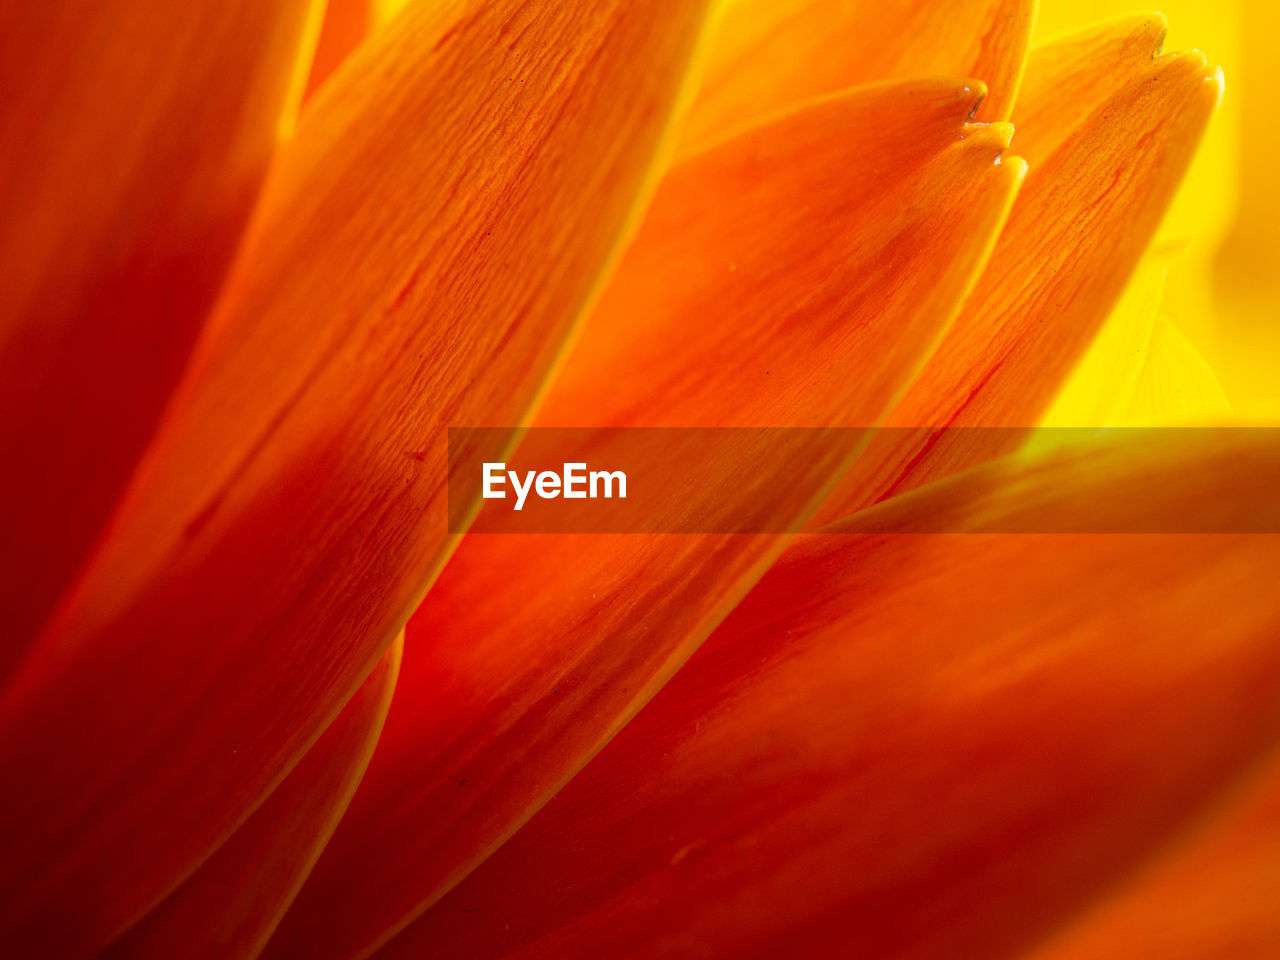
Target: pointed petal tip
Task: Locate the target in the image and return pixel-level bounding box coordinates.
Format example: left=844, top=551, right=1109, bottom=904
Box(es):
left=958, top=121, right=1022, bottom=175
left=1157, top=47, right=1209, bottom=73
left=1138, top=11, right=1170, bottom=55
left=963, top=120, right=1015, bottom=152
left=1135, top=47, right=1222, bottom=116
left=1036, top=10, right=1167, bottom=55
left=1004, top=153, right=1030, bottom=179
left=1205, top=61, right=1227, bottom=105
left=1160, top=48, right=1225, bottom=106
left=679, top=76, right=988, bottom=165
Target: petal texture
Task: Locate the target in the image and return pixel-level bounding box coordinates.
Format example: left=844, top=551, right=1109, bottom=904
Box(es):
left=814, top=35, right=1222, bottom=522
left=0, top=1, right=714, bottom=953
left=0, top=0, right=318, bottom=675
left=1040, top=250, right=1170, bottom=426
left=1123, top=316, right=1233, bottom=423
left=1013, top=13, right=1170, bottom=167
left=1027, top=750, right=1280, bottom=960
left=382, top=431, right=1280, bottom=960
left=682, top=0, right=1034, bottom=152
left=268, top=80, right=1023, bottom=960
left=103, top=638, right=401, bottom=960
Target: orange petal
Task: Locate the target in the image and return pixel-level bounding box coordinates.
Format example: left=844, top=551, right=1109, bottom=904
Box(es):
left=0, top=1, right=714, bottom=953
left=102, top=637, right=401, bottom=960
left=303, top=0, right=371, bottom=99
left=1014, top=13, right=1171, bottom=167
left=379, top=431, right=1280, bottom=960
left=814, top=41, right=1222, bottom=523
left=0, top=0, right=317, bottom=676
left=267, top=79, right=1023, bottom=960
left=1027, top=750, right=1280, bottom=960
left=681, top=0, right=1034, bottom=153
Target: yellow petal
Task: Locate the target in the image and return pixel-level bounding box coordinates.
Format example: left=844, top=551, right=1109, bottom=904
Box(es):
left=1036, top=1, right=1241, bottom=252
left=1038, top=1, right=1244, bottom=396
left=1043, top=252, right=1233, bottom=428
left=1040, top=249, right=1169, bottom=427
left=1123, top=315, right=1234, bottom=424
left=371, top=0, right=412, bottom=25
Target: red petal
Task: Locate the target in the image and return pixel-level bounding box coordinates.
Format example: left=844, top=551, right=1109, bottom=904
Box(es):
left=1027, top=753, right=1280, bottom=960
left=0, top=0, right=316, bottom=674
left=269, top=79, right=1023, bottom=960
left=379, top=431, right=1280, bottom=960
left=0, top=1, right=714, bottom=952
left=103, top=638, right=400, bottom=960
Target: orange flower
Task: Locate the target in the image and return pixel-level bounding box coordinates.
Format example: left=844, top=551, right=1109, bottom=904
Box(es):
left=0, top=1, right=1275, bottom=959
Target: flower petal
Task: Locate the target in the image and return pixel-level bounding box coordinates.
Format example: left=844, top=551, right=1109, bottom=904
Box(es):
left=380, top=431, right=1280, bottom=960
left=0, top=1, right=714, bottom=952
left=0, top=0, right=318, bottom=676
left=1123, top=316, right=1233, bottom=423
left=1040, top=250, right=1170, bottom=427
left=682, top=0, right=1034, bottom=153
left=1013, top=13, right=1170, bottom=167
left=1037, top=1, right=1242, bottom=251
left=1026, top=751, right=1280, bottom=960
left=266, top=79, right=1024, bottom=960
left=303, top=0, right=370, bottom=99
left=102, top=638, right=401, bottom=960
left=814, top=38, right=1222, bottom=522
left=1037, top=5, right=1244, bottom=413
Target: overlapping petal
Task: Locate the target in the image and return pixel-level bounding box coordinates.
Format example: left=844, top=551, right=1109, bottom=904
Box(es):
left=103, top=639, right=401, bottom=960
left=0, top=0, right=318, bottom=675
left=1027, top=751, right=1280, bottom=960
left=1036, top=244, right=1231, bottom=428
left=1123, top=316, right=1233, bottom=423
left=267, top=79, right=1024, bottom=960
left=1037, top=0, right=1242, bottom=253
left=1030, top=8, right=1240, bottom=391
left=304, top=0, right=370, bottom=98
left=681, top=0, right=1034, bottom=153
left=1012, top=13, right=1170, bottom=165
left=814, top=27, right=1222, bottom=522
left=380, top=431, right=1280, bottom=960
left=1041, top=251, right=1170, bottom=426
left=0, top=1, right=715, bottom=953
left=0, top=4, right=1259, bottom=959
